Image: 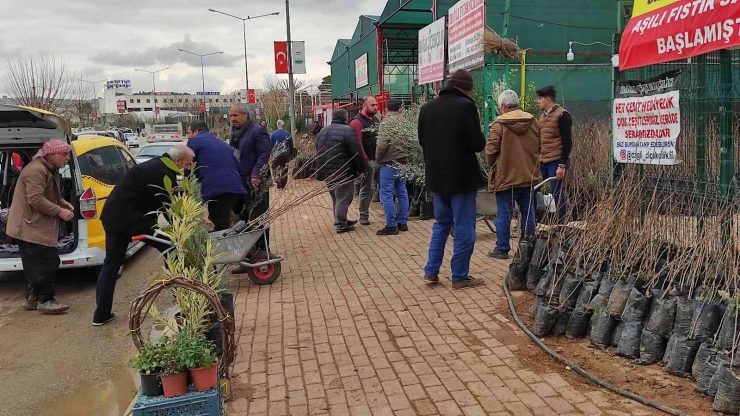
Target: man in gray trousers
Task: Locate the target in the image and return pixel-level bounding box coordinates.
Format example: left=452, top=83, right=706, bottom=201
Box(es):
left=315, top=109, right=367, bottom=233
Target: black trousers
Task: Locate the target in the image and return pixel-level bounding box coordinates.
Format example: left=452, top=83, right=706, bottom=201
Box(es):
left=18, top=240, right=60, bottom=303
left=208, top=193, right=243, bottom=232
left=94, top=225, right=170, bottom=321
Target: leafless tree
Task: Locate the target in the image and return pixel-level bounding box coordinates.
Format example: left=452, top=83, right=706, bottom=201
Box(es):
left=1, top=54, right=75, bottom=113
left=70, top=80, right=95, bottom=125
left=261, top=76, right=307, bottom=125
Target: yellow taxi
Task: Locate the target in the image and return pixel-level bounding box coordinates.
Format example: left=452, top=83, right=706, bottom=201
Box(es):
left=0, top=105, right=143, bottom=271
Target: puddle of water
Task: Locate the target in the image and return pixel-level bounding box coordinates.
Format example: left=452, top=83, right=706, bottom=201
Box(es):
left=42, top=367, right=139, bottom=416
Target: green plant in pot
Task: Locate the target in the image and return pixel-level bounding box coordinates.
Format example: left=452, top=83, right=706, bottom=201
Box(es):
left=153, top=337, right=187, bottom=398
left=128, top=337, right=174, bottom=396
left=176, top=331, right=218, bottom=391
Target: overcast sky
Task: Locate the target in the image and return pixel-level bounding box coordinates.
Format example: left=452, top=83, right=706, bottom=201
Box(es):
left=0, top=0, right=381, bottom=97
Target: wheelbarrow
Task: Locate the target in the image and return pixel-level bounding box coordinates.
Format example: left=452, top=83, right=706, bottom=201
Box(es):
left=133, top=223, right=284, bottom=285
left=475, top=177, right=557, bottom=233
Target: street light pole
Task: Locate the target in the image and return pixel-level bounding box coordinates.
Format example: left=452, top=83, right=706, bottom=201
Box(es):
left=208, top=8, right=279, bottom=95
left=78, top=78, right=106, bottom=123
left=177, top=49, right=223, bottom=123
left=285, top=0, right=296, bottom=138
left=135, top=67, right=170, bottom=123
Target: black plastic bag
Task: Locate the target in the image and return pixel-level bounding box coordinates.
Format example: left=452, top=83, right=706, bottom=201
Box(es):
left=716, top=308, right=739, bottom=351
left=663, top=333, right=678, bottom=365
left=712, top=365, right=740, bottom=414
left=575, top=279, right=599, bottom=312
left=529, top=236, right=549, bottom=269
left=621, top=287, right=651, bottom=323
left=645, top=297, right=677, bottom=339
left=534, top=264, right=554, bottom=297
left=552, top=308, right=572, bottom=336
left=516, top=235, right=536, bottom=264
left=566, top=307, right=593, bottom=339
left=611, top=321, right=625, bottom=347
left=693, top=342, right=720, bottom=396
left=526, top=267, right=547, bottom=292
left=529, top=297, right=543, bottom=316
left=587, top=279, right=615, bottom=311
left=607, top=279, right=633, bottom=318
left=534, top=302, right=559, bottom=337
left=673, top=297, right=697, bottom=337
left=590, top=312, right=617, bottom=350
left=689, top=301, right=723, bottom=342
left=638, top=329, right=666, bottom=365
left=559, top=271, right=582, bottom=310
left=505, top=260, right=528, bottom=291
left=665, top=335, right=702, bottom=378
left=616, top=322, right=643, bottom=359
left=709, top=360, right=731, bottom=400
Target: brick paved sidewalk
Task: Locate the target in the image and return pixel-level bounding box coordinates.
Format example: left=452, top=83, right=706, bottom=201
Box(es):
left=226, top=194, right=656, bottom=416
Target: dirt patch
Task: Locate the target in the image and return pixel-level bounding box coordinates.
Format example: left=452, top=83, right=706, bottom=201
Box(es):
left=497, top=291, right=717, bottom=416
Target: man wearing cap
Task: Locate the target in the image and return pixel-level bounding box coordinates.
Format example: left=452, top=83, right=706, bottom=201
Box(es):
left=536, top=86, right=572, bottom=223
left=418, top=69, right=487, bottom=289
left=374, top=99, right=409, bottom=236
left=7, top=140, right=75, bottom=314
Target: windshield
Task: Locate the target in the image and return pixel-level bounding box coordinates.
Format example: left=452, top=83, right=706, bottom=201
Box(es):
left=137, top=145, right=170, bottom=158
left=153, top=125, right=180, bottom=134
left=125, top=133, right=136, bottom=139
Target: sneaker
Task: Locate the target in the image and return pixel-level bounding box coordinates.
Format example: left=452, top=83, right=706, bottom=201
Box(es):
left=93, top=313, right=116, bottom=326
left=336, top=225, right=356, bottom=234
left=452, top=276, right=485, bottom=289
left=23, top=296, right=38, bottom=311
left=360, top=219, right=371, bottom=226
left=423, top=274, right=439, bottom=284
left=488, top=249, right=510, bottom=260
left=397, top=224, right=408, bottom=232
left=37, top=300, right=70, bottom=314
left=376, top=226, right=399, bottom=236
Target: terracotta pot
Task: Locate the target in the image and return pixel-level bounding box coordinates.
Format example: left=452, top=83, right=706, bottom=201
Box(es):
left=190, top=363, right=218, bottom=391
left=161, top=372, right=187, bottom=398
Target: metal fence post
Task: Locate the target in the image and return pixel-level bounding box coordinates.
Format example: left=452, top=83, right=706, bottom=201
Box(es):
left=719, top=50, right=734, bottom=243
left=695, top=54, right=707, bottom=234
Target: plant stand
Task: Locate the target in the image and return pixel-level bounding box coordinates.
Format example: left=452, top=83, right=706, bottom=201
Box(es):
left=131, top=386, right=224, bottom=416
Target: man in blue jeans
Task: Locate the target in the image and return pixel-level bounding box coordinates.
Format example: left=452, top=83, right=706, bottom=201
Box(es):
left=486, top=90, right=542, bottom=259
left=418, top=70, right=487, bottom=289
left=375, top=99, right=409, bottom=235
left=536, top=86, right=572, bottom=223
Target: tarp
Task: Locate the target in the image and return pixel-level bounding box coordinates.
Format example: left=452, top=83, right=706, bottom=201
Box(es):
left=619, top=0, right=740, bottom=71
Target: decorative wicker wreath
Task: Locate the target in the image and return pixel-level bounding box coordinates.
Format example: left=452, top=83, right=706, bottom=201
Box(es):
left=129, top=276, right=236, bottom=379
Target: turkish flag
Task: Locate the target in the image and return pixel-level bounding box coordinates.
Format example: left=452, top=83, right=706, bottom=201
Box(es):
left=248, top=89, right=256, bottom=105
left=199, top=101, right=205, bottom=113
left=274, top=41, right=289, bottom=74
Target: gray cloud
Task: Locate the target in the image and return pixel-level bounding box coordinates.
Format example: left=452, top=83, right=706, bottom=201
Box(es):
left=90, top=35, right=239, bottom=68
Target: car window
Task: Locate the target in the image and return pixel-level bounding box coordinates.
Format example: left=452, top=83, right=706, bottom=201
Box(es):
left=137, top=146, right=170, bottom=158
left=78, top=145, right=127, bottom=185
left=118, top=148, right=136, bottom=170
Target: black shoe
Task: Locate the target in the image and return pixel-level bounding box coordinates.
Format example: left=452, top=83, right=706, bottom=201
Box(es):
left=423, top=274, right=439, bottom=284
left=376, top=226, right=399, bottom=236
left=93, top=313, right=116, bottom=326
left=360, top=219, right=371, bottom=226
left=488, top=249, right=510, bottom=260
left=337, top=225, right=356, bottom=234
left=347, top=220, right=358, bottom=227
left=397, top=224, right=408, bottom=232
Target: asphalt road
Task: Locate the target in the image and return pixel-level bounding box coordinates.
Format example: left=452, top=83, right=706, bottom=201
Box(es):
left=0, top=247, right=165, bottom=416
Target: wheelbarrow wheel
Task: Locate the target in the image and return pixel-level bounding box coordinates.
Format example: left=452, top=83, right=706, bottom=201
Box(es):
left=246, top=251, right=281, bottom=285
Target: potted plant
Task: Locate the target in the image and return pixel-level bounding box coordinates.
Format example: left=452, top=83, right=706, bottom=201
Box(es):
left=128, top=337, right=172, bottom=396
left=176, top=331, right=218, bottom=391
left=158, top=337, right=187, bottom=398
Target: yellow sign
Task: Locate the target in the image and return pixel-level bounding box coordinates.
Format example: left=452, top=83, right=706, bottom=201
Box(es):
left=631, top=0, right=682, bottom=17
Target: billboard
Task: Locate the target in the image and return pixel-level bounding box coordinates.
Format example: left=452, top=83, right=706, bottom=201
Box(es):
left=116, top=100, right=126, bottom=113
left=447, top=0, right=485, bottom=72
left=418, top=17, right=446, bottom=85
left=292, top=41, right=306, bottom=75
left=106, top=79, right=131, bottom=89
left=196, top=91, right=220, bottom=96
left=355, top=53, right=368, bottom=89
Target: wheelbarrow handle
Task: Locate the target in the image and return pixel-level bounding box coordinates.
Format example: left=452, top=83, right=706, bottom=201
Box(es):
left=131, top=234, right=173, bottom=246
left=533, top=177, right=557, bottom=191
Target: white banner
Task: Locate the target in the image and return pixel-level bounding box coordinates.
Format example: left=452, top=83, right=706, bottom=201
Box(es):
left=355, top=53, right=368, bottom=89
left=418, top=17, right=446, bottom=85
left=292, top=41, right=306, bottom=75
left=613, top=72, right=681, bottom=165
left=447, top=0, right=485, bottom=73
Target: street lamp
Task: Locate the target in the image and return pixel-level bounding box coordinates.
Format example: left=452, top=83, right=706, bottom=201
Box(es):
left=208, top=8, right=279, bottom=93
left=134, top=67, right=170, bottom=122
left=177, top=49, right=223, bottom=94
left=78, top=78, right=106, bottom=123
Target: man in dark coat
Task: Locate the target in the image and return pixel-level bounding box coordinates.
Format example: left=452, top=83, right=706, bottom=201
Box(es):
left=315, top=110, right=366, bottom=234
left=187, top=120, right=247, bottom=231
left=229, top=104, right=274, bottom=273
left=418, top=69, right=486, bottom=290
left=93, top=145, right=194, bottom=326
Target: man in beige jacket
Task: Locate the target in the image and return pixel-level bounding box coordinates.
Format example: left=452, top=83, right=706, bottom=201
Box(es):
left=485, top=90, right=542, bottom=260
left=375, top=99, right=409, bottom=236
left=7, top=140, right=75, bottom=314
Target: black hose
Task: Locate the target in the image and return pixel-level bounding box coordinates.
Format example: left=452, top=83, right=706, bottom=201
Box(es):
left=502, top=280, right=690, bottom=416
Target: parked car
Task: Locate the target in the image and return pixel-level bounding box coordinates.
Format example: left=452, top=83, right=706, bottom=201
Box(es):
left=78, top=130, right=126, bottom=144
left=135, top=143, right=183, bottom=182
left=0, top=105, right=144, bottom=272
left=124, top=132, right=139, bottom=148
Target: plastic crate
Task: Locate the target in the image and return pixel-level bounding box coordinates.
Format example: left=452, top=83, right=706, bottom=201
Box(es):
left=131, top=387, right=223, bottom=416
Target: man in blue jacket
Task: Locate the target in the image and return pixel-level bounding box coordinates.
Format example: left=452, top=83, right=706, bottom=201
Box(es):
left=229, top=104, right=274, bottom=272
left=270, top=119, right=293, bottom=190
left=187, top=121, right=247, bottom=231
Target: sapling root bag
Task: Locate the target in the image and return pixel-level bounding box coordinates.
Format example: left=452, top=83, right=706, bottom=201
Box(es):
left=587, top=279, right=615, bottom=311
left=534, top=303, right=559, bottom=337
left=709, top=360, right=731, bottom=400
left=716, top=308, right=739, bottom=351
left=689, top=301, right=723, bottom=342
left=673, top=297, right=697, bottom=337
left=529, top=236, right=549, bottom=269
left=559, top=272, right=582, bottom=310
left=621, top=288, right=651, bottom=323
left=575, top=279, right=598, bottom=313
left=607, top=280, right=633, bottom=318
left=693, top=343, right=720, bottom=396
left=566, top=307, right=592, bottom=339
left=590, top=313, right=616, bottom=350
left=645, top=297, right=677, bottom=339
left=552, top=308, right=572, bottom=336
left=517, top=235, right=536, bottom=264
left=663, top=333, right=679, bottom=365
left=616, top=322, right=644, bottom=359
left=526, top=267, right=547, bottom=292
left=505, top=260, right=528, bottom=291
left=665, top=335, right=702, bottom=378
left=711, top=366, right=740, bottom=414
left=611, top=321, right=625, bottom=348
left=534, top=265, right=554, bottom=297
left=529, top=297, right=543, bottom=316
left=638, top=329, right=666, bottom=365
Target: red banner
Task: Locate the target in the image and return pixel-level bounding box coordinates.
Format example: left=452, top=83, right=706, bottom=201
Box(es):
left=619, top=0, right=740, bottom=71
left=248, top=89, right=256, bottom=105
left=274, top=41, right=289, bottom=74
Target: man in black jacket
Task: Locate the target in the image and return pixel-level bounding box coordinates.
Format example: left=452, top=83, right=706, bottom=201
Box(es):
left=316, top=109, right=366, bottom=234
left=92, top=145, right=194, bottom=326
left=418, top=70, right=487, bottom=289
